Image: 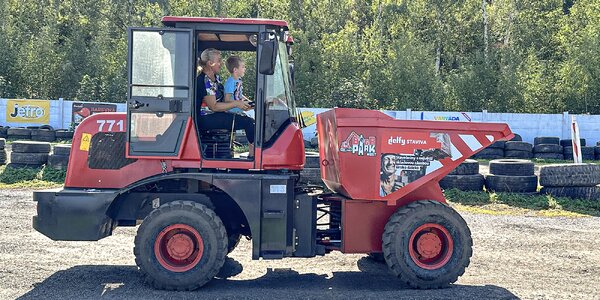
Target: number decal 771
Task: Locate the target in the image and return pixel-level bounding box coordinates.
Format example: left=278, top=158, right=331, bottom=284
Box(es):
left=97, top=120, right=124, bottom=132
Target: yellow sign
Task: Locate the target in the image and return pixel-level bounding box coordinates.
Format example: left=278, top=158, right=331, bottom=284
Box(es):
left=300, top=110, right=317, bottom=127
left=6, top=99, right=50, bottom=124
left=80, top=133, right=92, bottom=151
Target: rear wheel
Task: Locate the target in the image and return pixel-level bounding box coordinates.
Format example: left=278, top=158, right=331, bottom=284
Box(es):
left=382, top=200, right=472, bottom=289
left=134, top=201, right=227, bottom=290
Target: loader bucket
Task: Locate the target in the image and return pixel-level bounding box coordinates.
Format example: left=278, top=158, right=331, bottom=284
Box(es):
left=316, top=108, right=513, bottom=205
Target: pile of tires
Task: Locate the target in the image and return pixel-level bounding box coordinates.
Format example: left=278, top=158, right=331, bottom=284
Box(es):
left=473, top=141, right=504, bottom=159
left=299, top=152, right=322, bottom=185
left=561, top=139, right=594, bottom=160
left=31, top=126, right=56, bottom=142
left=7, top=127, right=32, bottom=140
left=48, top=144, right=71, bottom=169
left=596, top=142, right=600, bottom=160
left=485, top=159, right=538, bottom=193
left=539, top=164, right=600, bottom=200
left=504, top=141, right=533, bottom=159
left=440, top=159, right=484, bottom=191
left=0, top=138, right=6, bottom=165
left=533, top=137, right=563, bottom=160
left=8, top=141, right=51, bottom=168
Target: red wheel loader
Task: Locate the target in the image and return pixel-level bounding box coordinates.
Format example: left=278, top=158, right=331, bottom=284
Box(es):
left=33, top=17, right=513, bottom=290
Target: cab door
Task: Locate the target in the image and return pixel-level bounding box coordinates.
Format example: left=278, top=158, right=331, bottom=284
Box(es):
left=126, top=28, right=193, bottom=157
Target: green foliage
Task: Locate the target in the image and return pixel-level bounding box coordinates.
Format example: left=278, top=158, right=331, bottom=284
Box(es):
left=0, top=165, right=42, bottom=184
left=0, top=165, right=66, bottom=186
left=0, top=0, right=599, bottom=113
left=41, top=167, right=67, bottom=183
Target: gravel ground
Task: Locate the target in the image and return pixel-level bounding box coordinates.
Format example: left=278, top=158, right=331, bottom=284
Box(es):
left=1, top=189, right=599, bottom=300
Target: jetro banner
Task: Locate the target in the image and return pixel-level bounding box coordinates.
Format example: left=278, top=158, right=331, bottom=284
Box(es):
left=6, top=99, right=50, bottom=124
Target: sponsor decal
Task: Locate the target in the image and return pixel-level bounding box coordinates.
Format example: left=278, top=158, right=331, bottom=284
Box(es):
left=380, top=132, right=452, bottom=197
left=6, top=99, right=50, bottom=123
left=340, top=131, right=376, bottom=157
left=72, top=102, right=117, bottom=124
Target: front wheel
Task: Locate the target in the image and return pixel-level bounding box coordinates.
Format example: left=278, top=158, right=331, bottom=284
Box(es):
left=382, top=200, right=472, bottom=289
left=134, top=201, right=227, bottom=290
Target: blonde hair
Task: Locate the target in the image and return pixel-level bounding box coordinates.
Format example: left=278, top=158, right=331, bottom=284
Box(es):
left=198, top=48, right=221, bottom=72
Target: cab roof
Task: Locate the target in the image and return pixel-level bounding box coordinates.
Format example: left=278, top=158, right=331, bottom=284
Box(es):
left=161, top=17, right=289, bottom=30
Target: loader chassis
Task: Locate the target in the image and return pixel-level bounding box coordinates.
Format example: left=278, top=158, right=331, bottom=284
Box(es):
left=32, top=16, right=514, bottom=290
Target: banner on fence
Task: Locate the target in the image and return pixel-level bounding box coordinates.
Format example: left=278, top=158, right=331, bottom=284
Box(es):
left=72, top=102, right=117, bottom=124
left=5, top=99, right=51, bottom=124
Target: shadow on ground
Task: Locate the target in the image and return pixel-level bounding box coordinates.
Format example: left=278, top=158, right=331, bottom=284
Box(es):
left=18, top=257, right=517, bottom=299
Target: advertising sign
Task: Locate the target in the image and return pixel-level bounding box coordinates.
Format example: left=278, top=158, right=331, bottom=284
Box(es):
left=6, top=99, right=50, bottom=124
left=379, top=132, right=452, bottom=197
left=72, top=102, right=117, bottom=124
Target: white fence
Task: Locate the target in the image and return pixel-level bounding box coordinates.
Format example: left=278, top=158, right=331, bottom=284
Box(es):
left=1, top=98, right=598, bottom=144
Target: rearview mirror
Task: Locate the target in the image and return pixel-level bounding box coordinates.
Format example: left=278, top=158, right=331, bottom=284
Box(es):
left=259, top=38, right=277, bottom=75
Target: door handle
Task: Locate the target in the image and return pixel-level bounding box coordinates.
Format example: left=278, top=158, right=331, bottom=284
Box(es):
left=129, top=100, right=144, bottom=109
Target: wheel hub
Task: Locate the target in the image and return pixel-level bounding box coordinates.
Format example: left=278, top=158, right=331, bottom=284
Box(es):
left=166, top=233, right=194, bottom=260
left=416, top=232, right=442, bottom=259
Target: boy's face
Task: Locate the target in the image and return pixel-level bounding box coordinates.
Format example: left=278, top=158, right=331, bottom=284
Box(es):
left=235, top=62, right=246, bottom=78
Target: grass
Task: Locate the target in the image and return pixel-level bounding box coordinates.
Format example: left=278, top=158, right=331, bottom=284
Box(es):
left=0, top=165, right=65, bottom=189
left=445, top=188, right=600, bottom=217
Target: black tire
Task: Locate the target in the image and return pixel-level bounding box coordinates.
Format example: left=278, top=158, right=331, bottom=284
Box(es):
left=533, top=153, right=564, bottom=160
left=39, top=124, right=54, bottom=131
left=31, top=129, right=56, bottom=142
left=449, top=159, right=479, bottom=175
left=227, top=233, right=242, bottom=254
left=560, top=139, right=586, bottom=147
left=134, top=201, right=227, bottom=291
left=533, top=144, right=562, bottom=153
left=582, top=147, right=595, bottom=160
left=539, top=164, right=600, bottom=187
left=472, top=148, right=504, bottom=159
left=55, top=130, right=74, bottom=139
left=485, top=175, right=538, bottom=193
left=300, top=167, right=322, bottom=185
left=7, top=128, right=31, bottom=138
left=0, top=127, right=8, bottom=138
left=382, top=200, right=472, bottom=289
left=11, top=152, right=49, bottom=165
left=439, top=174, right=484, bottom=191
left=487, top=141, right=506, bottom=149
left=367, top=252, right=386, bottom=263
left=11, top=141, right=51, bottom=153
left=504, top=141, right=532, bottom=152
left=305, top=151, right=320, bottom=168
left=540, top=186, right=600, bottom=200
left=534, top=137, right=559, bottom=145
left=0, top=150, right=6, bottom=165
left=0, top=138, right=5, bottom=149
left=47, top=154, right=69, bottom=169
left=510, top=134, right=522, bottom=141
left=504, top=150, right=533, bottom=159
left=489, top=159, right=534, bottom=176
left=53, top=144, right=72, bottom=156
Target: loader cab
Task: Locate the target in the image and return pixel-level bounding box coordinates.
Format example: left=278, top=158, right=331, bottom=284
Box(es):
left=125, top=17, right=304, bottom=170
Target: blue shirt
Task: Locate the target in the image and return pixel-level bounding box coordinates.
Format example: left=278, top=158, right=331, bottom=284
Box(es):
left=224, top=76, right=244, bottom=114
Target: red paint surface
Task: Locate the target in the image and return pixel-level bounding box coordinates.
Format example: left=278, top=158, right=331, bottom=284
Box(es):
left=154, top=224, right=204, bottom=272
left=262, top=122, right=305, bottom=170
left=409, top=223, right=453, bottom=270
left=161, top=16, right=288, bottom=29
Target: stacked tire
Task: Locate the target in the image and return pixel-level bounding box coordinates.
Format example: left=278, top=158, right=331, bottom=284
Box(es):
left=7, top=127, right=32, bottom=140
left=9, top=141, right=51, bottom=168
left=504, top=141, right=533, bottom=159
left=31, top=129, right=56, bottom=142
left=300, top=152, right=323, bottom=185
left=485, top=159, right=538, bottom=193
left=0, top=126, right=8, bottom=139
left=596, top=142, right=600, bottom=161
left=473, top=141, right=504, bottom=159
left=562, top=139, right=594, bottom=160
left=440, top=159, right=484, bottom=191
left=0, top=138, right=6, bottom=165
left=539, top=164, right=600, bottom=200
left=55, top=130, right=74, bottom=141
left=533, top=137, right=563, bottom=160
left=48, top=144, right=71, bottom=169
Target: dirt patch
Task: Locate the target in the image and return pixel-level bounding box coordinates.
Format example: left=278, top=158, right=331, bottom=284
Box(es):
left=1, top=189, right=599, bottom=299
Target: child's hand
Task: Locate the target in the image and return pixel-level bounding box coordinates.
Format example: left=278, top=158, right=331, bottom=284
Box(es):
left=235, top=101, right=252, bottom=111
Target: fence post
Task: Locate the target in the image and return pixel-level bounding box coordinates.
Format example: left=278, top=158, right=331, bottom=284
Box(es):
left=562, top=111, right=570, bottom=139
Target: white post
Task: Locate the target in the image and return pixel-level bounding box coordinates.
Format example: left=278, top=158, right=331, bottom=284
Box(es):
left=58, top=98, right=64, bottom=129
left=571, top=115, right=582, bottom=164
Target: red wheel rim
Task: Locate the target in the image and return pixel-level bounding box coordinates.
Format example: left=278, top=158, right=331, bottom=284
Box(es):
left=154, top=224, right=204, bottom=272
left=408, top=223, right=453, bottom=270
